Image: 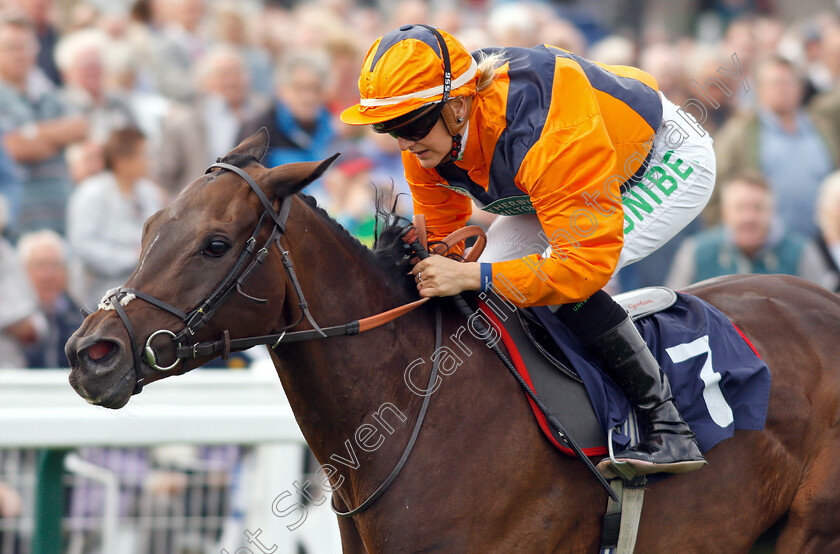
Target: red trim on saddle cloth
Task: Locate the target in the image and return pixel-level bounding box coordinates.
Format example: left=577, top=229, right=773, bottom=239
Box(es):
left=478, top=301, right=608, bottom=458
left=732, top=323, right=761, bottom=358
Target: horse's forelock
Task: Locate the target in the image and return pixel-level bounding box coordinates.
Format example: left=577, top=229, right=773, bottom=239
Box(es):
left=214, top=153, right=261, bottom=170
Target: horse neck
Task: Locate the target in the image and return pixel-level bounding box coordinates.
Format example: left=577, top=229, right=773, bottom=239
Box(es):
left=270, top=203, right=436, bottom=476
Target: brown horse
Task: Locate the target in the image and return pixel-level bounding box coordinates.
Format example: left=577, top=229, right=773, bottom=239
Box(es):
left=66, top=131, right=840, bottom=552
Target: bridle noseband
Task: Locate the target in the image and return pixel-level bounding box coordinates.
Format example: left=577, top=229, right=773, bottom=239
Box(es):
left=103, top=161, right=324, bottom=393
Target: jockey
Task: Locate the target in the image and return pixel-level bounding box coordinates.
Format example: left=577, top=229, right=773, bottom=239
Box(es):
left=340, top=24, right=715, bottom=476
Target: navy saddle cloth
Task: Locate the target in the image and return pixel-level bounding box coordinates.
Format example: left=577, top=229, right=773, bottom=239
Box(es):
left=478, top=287, right=771, bottom=457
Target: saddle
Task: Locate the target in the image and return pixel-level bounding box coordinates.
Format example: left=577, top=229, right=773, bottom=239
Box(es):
left=414, top=218, right=770, bottom=552
left=480, top=287, right=677, bottom=457
left=411, top=215, right=769, bottom=461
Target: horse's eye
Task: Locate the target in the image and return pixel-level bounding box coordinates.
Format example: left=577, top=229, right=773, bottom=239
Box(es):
left=203, top=239, right=229, bottom=257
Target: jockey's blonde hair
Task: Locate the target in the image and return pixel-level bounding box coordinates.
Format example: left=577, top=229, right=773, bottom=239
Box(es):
left=476, top=50, right=507, bottom=92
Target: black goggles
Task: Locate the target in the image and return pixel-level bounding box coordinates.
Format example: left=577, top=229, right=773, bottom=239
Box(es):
left=371, top=103, right=442, bottom=141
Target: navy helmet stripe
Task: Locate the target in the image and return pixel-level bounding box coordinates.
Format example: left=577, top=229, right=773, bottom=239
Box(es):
left=544, top=45, right=663, bottom=131
left=370, top=25, right=441, bottom=72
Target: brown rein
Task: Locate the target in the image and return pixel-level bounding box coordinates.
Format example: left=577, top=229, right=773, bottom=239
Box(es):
left=357, top=215, right=486, bottom=331
left=176, top=218, right=487, bottom=360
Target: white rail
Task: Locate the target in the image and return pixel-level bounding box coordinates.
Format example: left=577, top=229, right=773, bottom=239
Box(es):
left=0, top=364, right=304, bottom=448
left=0, top=363, right=342, bottom=553
left=63, top=452, right=120, bottom=553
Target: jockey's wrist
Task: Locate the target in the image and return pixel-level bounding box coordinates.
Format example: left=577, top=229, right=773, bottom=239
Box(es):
left=462, top=262, right=482, bottom=291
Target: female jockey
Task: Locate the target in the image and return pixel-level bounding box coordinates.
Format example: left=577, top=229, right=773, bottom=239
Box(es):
left=340, top=24, right=715, bottom=476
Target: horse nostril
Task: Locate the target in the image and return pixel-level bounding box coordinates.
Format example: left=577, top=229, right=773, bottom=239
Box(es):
left=87, top=341, right=116, bottom=362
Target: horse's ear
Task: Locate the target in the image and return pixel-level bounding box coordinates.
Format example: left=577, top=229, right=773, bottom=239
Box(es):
left=264, top=153, right=341, bottom=198
left=224, top=128, right=270, bottom=162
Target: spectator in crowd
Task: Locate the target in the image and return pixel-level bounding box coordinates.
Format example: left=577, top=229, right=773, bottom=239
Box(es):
left=67, top=127, right=163, bottom=309
left=754, top=16, right=786, bottom=59
left=390, top=0, right=430, bottom=32
left=239, top=50, right=336, bottom=168
left=211, top=2, right=274, bottom=98
left=712, top=56, right=838, bottom=236
left=684, top=47, right=740, bottom=135
left=65, top=1, right=100, bottom=34
left=0, top=14, right=87, bottom=236
left=65, top=139, right=103, bottom=184
left=639, top=42, right=689, bottom=106
left=809, top=69, right=840, bottom=156
left=812, top=171, right=840, bottom=293
left=18, top=230, right=84, bottom=368
left=55, top=28, right=136, bottom=143
left=804, top=17, right=840, bottom=100
left=0, top=141, right=22, bottom=236
left=0, top=196, right=45, bottom=369
left=485, top=2, right=539, bottom=48
left=318, top=154, right=377, bottom=245
left=158, top=45, right=267, bottom=195
left=360, top=129, right=413, bottom=216
left=324, top=34, right=364, bottom=119
left=588, top=34, right=635, bottom=66
left=667, top=173, right=826, bottom=289
left=147, top=0, right=207, bottom=102
left=101, top=40, right=171, bottom=156
left=720, top=16, right=759, bottom=102
left=12, top=0, right=61, bottom=86
left=539, top=16, right=587, bottom=54
left=121, top=0, right=160, bottom=91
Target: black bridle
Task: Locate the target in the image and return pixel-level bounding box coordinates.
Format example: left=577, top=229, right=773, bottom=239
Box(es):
left=102, top=161, right=326, bottom=392
left=99, top=159, right=441, bottom=518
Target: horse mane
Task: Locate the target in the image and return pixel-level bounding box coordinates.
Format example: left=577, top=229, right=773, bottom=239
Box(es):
left=300, top=190, right=418, bottom=300
left=215, top=152, right=418, bottom=299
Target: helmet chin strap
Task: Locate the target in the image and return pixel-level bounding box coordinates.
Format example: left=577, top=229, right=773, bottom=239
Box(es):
left=438, top=133, right=463, bottom=166
left=438, top=107, right=466, bottom=166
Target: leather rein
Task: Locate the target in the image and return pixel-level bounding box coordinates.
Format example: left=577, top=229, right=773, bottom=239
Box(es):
left=103, top=161, right=432, bottom=388
left=100, top=160, right=485, bottom=518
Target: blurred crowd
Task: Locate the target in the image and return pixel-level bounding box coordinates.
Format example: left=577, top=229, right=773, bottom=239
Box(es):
left=0, top=0, right=839, bottom=551
left=1, top=0, right=840, bottom=366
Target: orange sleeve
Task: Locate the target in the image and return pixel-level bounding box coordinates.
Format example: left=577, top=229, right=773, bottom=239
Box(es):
left=490, top=113, right=624, bottom=307
left=403, top=151, right=472, bottom=256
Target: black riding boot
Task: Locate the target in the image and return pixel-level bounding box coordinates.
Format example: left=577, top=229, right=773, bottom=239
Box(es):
left=586, top=315, right=706, bottom=476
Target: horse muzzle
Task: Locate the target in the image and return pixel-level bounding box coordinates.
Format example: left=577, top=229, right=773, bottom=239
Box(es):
left=66, top=331, right=136, bottom=409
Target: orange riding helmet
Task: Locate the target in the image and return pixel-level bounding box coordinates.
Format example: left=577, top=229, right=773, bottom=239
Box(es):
left=340, top=25, right=479, bottom=139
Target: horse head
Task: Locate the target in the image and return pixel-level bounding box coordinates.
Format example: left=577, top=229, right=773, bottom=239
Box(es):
left=66, top=129, right=337, bottom=408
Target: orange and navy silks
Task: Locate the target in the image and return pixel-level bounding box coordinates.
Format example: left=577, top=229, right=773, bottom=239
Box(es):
left=406, top=45, right=663, bottom=307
